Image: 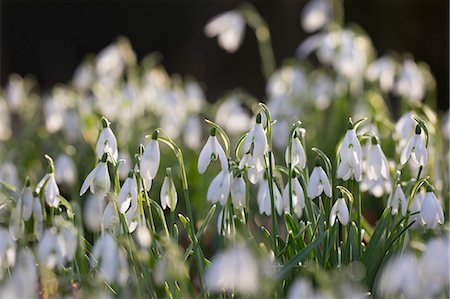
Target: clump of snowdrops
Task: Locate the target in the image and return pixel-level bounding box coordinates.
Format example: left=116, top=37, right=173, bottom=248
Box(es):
left=0, top=0, right=448, bottom=298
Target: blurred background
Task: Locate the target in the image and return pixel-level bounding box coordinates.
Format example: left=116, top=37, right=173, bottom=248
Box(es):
left=1, top=0, right=448, bottom=111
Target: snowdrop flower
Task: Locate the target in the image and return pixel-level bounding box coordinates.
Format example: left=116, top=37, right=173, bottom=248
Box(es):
left=419, top=237, right=449, bottom=296
left=231, top=175, right=246, bottom=208
left=285, top=132, right=306, bottom=170
left=36, top=158, right=60, bottom=208
left=394, top=58, right=425, bottom=102
left=420, top=187, right=444, bottom=229
left=207, top=170, right=232, bottom=205
left=140, top=132, right=161, bottom=190
left=243, top=113, right=268, bottom=159
left=205, top=246, right=259, bottom=295
left=378, top=253, right=422, bottom=298
left=215, top=97, right=252, bottom=134
left=257, top=178, right=283, bottom=216
left=55, top=154, right=77, bottom=186
left=409, top=190, right=424, bottom=228
left=0, top=228, right=16, bottom=279
left=308, top=165, right=331, bottom=198
left=387, top=184, right=407, bottom=216
left=183, top=117, right=202, bottom=150
left=395, top=112, right=416, bottom=141
left=198, top=128, right=228, bottom=173
left=84, top=194, right=106, bottom=232
left=134, top=219, right=152, bottom=249
left=80, top=154, right=111, bottom=196
left=118, top=172, right=138, bottom=213
left=160, top=168, right=178, bottom=211
left=96, top=117, right=118, bottom=162
left=362, top=138, right=390, bottom=197
left=282, top=176, right=305, bottom=218
left=330, top=198, right=349, bottom=225
left=37, top=228, right=65, bottom=269
left=267, top=66, right=307, bottom=101
left=288, top=278, right=319, bottom=299
left=90, top=233, right=128, bottom=285
left=239, top=153, right=265, bottom=184
left=1, top=249, right=38, bottom=299
left=337, top=124, right=362, bottom=182
left=309, top=72, right=334, bottom=110
left=204, top=10, right=245, bottom=53
left=301, top=0, right=330, bottom=33
left=366, top=56, right=397, bottom=92
left=0, top=162, right=20, bottom=188
left=400, top=125, right=428, bottom=166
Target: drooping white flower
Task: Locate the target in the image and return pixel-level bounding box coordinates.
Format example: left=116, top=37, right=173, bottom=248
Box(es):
left=330, top=198, right=349, bottom=226
left=366, top=56, right=397, bottom=92
left=205, top=246, right=259, bottom=295
left=198, top=129, right=228, bottom=173
left=160, top=168, right=178, bottom=211
left=400, top=125, right=428, bottom=166
left=36, top=172, right=60, bottom=208
left=378, top=253, right=422, bottom=298
left=96, top=118, right=118, bottom=162
left=409, top=190, right=424, bottom=228
left=215, top=97, right=252, bottom=134
left=207, top=170, right=232, bottom=205
left=118, top=173, right=138, bottom=214
left=337, top=125, right=362, bottom=182
left=308, top=166, right=331, bottom=198
left=80, top=158, right=110, bottom=196
left=90, top=233, right=128, bottom=285
left=239, top=153, right=265, bottom=184
left=419, top=237, right=450, bottom=296
left=309, top=72, right=334, bottom=110
left=55, top=154, right=77, bottom=186
left=37, top=228, right=65, bottom=269
left=361, top=138, right=391, bottom=197
left=231, top=175, right=246, bottom=208
left=387, top=184, right=407, bottom=216
left=183, top=117, right=202, bottom=150
left=0, top=228, right=16, bottom=279
left=395, top=112, right=416, bottom=142
left=288, top=278, right=318, bottom=299
left=300, top=0, right=330, bottom=33
left=394, top=58, right=425, bottom=102
left=204, top=10, right=245, bottom=53
left=257, top=178, right=283, bottom=216
left=134, top=220, right=152, bottom=249
left=285, top=133, right=306, bottom=170
left=282, top=177, right=305, bottom=218
left=420, top=189, right=444, bottom=229
left=140, top=134, right=160, bottom=190
left=1, top=249, right=37, bottom=299
left=84, top=194, right=106, bottom=232
left=243, top=114, right=268, bottom=159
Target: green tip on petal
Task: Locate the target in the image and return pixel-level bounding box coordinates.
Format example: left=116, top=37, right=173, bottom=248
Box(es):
left=371, top=136, right=378, bottom=145
left=347, top=117, right=354, bottom=130
left=256, top=113, right=262, bottom=124
left=101, top=117, right=110, bottom=128
left=314, top=156, right=321, bottom=167
left=210, top=127, right=217, bottom=136
left=101, top=153, right=108, bottom=163
left=152, top=129, right=159, bottom=140
left=415, top=125, right=422, bottom=135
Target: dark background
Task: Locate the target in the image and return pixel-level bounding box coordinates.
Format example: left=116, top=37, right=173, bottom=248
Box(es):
left=1, top=0, right=448, bottom=111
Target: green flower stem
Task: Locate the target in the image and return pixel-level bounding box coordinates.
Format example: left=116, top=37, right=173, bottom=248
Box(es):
left=239, top=2, right=276, bottom=80
left=157, top=133, right=205, bottom=291
left=352, top=179, right=362, bottom=258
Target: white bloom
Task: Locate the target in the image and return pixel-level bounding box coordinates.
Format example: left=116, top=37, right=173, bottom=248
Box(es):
left=0, top=162, right=20, bottom=188
left=378, top=253, right=422, bottom=298
left=198, top=131, right=228, bottom=173
left=420, top=190, right=444, bottom=229
left=308, top=166, right=331, bottom=198
left=96, top=120, right=118, bottom=162
left=1, top=249, right=37, bottom=299
left=0, top=228, right=16, bottom=279
left=394, top=58, right=425, bottom=102
left=288, top=278, right=318, bottom=299
left=118, top=174, right=138, bottom=213
left=309, top=73, right=334, bottom=110
left=239, top=153, right=265, bottom=184
left=365, top=141, right=390, bottom=181
left=282, top=178, right=305, bottom=218
left=409, top=191, right=424, bottom=228
left=301, top=0, right=330, bottom=33
left=90, top=233, right=128, bottom=285
left=215, top=97, right=252, bottom=134
left=204, top=11, right=245, bottom=53
left=285, top=134, right=306, bottom=170
left=205, top=246, right=259, bottom=295
left=55, top=154, right=77, bottom=186
left=419, top=237, right=449, bottom=296
left=337, top=127, right=362, bottom=182
left=366, top=56, right=397, bottom=92
left=387, top=184, right=407, bottom=216
left=134, top=222, right=152, bottom=249
left=207, top=170, right=232, bottom=205
left=36, top=173, right=60, bottom=207
left=231, top=175, right=246, bottom=208
left=183, top=117, right=202, bottom=149
left=257, top=179, right=283, bottom=216
left=267, top=66, right=307, bottom=100
left=80, top=161, right=110, bottom=196
left=395, top=112, right=416, bottom=141
left=243, top=114, right=268, bottom=158
left=400, top=125, right=428, bottom=166
left=84, top=194, right=106, bottom=232
left=37, top=228, right=65, bottom=269
left=140, top=138, right=161, bottom=190
left=160, top=170, right=178, bottom=211
left=330, top=198, right=349, bottom=225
